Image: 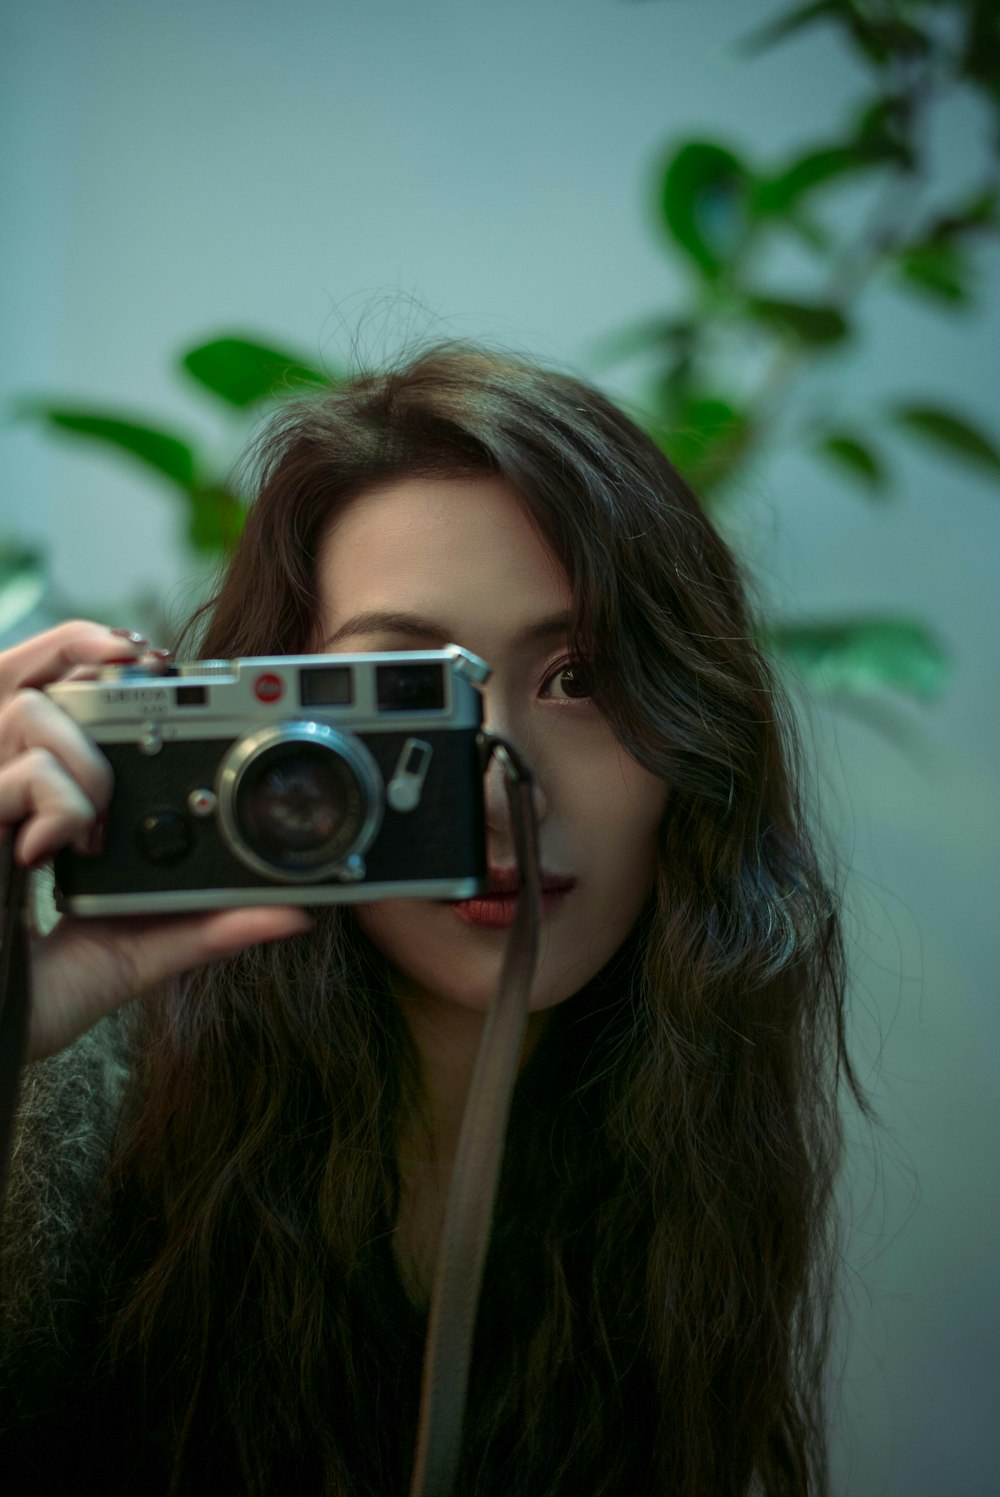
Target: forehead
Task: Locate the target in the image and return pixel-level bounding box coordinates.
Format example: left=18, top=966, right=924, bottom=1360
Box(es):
left=315, top=474, right=572, bottom=626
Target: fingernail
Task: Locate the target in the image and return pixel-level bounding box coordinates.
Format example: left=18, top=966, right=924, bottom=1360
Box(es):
left=146, top=647, right=173, bottom=660
left=109, top=628, right=147, bottom=646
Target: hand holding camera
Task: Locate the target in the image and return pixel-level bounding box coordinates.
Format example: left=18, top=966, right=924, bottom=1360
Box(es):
left=0, top=621, right=314, bottom=1063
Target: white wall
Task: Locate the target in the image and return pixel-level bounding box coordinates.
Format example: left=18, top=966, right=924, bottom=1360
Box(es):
left=3, top=3, right=998, bottom=1491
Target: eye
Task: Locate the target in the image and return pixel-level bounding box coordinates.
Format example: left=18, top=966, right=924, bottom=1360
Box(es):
left=539, top=657, right=595, bottom=704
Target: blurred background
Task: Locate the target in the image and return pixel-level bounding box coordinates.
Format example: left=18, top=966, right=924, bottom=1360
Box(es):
left=2, top=1, right=997, bottom=1491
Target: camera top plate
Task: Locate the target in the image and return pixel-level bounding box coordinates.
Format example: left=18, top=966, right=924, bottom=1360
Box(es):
left=46, top=645, right=491, bottom=744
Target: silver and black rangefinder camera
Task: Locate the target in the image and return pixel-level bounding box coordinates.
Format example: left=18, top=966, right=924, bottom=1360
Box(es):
left=47, top=647, right=492, bottom=915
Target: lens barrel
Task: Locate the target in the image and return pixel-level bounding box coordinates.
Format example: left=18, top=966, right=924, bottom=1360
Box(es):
left=217, top=722, right=383, bottom=882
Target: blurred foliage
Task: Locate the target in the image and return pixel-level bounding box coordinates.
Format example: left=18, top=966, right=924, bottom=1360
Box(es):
left=0, top=540, right=46, bottom=638
left=10, top=0, right=1000, bottom=715
left=12, top=337, right=339, bottom=563
left=610, top=0, right=1000, bottom=704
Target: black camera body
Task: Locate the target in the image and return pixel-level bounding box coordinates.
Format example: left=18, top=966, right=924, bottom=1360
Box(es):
left=48, top=647, right=492, bottom=915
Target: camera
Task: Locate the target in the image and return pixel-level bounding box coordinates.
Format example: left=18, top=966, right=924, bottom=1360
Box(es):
left=47, top=646, right=493, bottom=915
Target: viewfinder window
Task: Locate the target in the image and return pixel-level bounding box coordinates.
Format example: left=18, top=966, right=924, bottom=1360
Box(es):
left=300, top=666, right=353, bottom=707
left=376, top=662, right=445, bottom=712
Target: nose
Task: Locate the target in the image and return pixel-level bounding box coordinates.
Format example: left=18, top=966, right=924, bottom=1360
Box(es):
left=480, top=709, right=548, bottom=834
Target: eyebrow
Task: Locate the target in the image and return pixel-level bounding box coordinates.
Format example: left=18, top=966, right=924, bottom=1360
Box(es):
left=323, top=609, right=572, bottom=651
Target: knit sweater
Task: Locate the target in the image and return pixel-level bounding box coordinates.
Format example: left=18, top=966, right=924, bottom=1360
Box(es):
left=0, top=1014, right=129, bottom=1424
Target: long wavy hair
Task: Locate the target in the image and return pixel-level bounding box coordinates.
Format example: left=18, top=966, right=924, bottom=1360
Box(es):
left=91, top=344, right=864, bottom=1495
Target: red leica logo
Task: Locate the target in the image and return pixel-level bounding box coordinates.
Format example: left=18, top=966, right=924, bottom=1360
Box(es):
left=254, top=673, right=284, bottom=703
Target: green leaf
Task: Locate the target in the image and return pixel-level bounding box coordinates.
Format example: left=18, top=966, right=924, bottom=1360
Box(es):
left=184, top=485, right=246, bottom=555
left=754, top=144, right=878, bottom=217
left=925, top=188, right=1000, bottom=242
left=588, top=316, right=697, bottom=369
left=735, top=0, right=930, bottom=67
left=0, top=540, right=46, bottom=636
left=744, top=296, right=850, bottom=345
left=890, top=404, right=1000, bottom=476
left=734, top=0, right=843, bottom=58
left=0, top=537, right=44, bottom=579
left=841, top=10, right=931, bottom=68
left=658, top=141, right=752, bottom=280
left=815, top=432, right=889, bottom=492
left=651, top=394, right=753, bottom=496
left=961, top=0, right=1000, bottom=98
left=895, top=241, right=973, bottom=304
left=957, top=187, right=1000, bottom=228
left=179, top=335, right=333, bottom=409
left=852, top=94, right=917, bottom=169
left=14, top=404, right=198, bottom=489
left=761, top=616, right=951, bottom=700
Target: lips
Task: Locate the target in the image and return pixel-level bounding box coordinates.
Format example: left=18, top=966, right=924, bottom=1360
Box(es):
left=485, top=866, right=576, bottom=897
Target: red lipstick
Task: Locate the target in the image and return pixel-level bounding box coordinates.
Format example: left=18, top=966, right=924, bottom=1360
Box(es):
left=447, top=866, right=577, bottom=929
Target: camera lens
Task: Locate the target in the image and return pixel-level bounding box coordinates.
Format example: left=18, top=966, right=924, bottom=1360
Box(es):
left=234, top=743, right=359, bottom=871
left=217, top=721, right=384, bottom=884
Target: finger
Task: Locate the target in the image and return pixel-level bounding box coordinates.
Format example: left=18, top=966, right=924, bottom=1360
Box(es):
left=0, top=620, right=161, bottom=694
left=0, top=747, right=100, bottom=865
left=116, top=907, right=317, bottom=991
left=0, top=688, right=114, bottom=816
left=28, top=906, right=316, bottom=1061
left=60, top=647, right=173, bottom=684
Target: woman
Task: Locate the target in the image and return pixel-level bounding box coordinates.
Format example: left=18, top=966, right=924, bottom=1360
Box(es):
left=0, top=345, right=862, bottom=1495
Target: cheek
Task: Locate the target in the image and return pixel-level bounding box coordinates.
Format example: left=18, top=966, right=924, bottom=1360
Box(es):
left=587, top=773, right=666, bottom=932
left=573, top=753, right=667, bottom=872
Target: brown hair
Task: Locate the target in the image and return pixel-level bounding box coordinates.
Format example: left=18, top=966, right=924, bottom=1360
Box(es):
left=96, top=344, right=864, bottom=1494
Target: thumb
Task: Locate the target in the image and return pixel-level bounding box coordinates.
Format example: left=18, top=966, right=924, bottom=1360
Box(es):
left=28, top=906, right=314, bottom=1061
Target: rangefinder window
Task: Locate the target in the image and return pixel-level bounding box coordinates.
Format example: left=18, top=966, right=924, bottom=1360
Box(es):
left=176, top=685, right=208, bottom=707
left=376, top=662, right=445, bottom=712
left=299, top=665, right=353, bottom=708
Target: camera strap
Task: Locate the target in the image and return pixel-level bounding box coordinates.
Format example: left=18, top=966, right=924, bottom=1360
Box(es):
left=408, top=732, right=541, bottom=1497
left=0, top=845, right=31, bottom=1216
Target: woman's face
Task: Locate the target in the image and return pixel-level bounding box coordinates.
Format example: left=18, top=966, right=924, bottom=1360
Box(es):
left=313, top=474, right=668, bottom=1023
